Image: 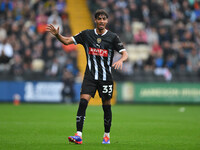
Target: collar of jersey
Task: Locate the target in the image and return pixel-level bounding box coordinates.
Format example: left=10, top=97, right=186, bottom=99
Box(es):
left=94, top=28, right=108, bottom=36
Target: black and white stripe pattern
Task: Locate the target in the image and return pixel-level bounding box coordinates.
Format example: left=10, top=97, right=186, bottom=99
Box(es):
left=101, top=56, right=106, bottom=81
left=107, top=49, right=112, bottom=73
left=93, top=55, right=98, bottom=80
left=73, top=29, right=126, bottom=81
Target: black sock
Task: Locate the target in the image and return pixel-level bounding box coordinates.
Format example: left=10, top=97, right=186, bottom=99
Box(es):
left=102, top=105, right=112, bottom=133
left=76, top=99, right=88, bottom=132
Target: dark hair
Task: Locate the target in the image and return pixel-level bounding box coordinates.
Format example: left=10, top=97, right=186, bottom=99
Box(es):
left=94, top=9, right=109, bottom=19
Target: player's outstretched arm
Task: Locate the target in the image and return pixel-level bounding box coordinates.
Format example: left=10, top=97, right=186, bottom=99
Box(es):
left=46, top=24, right=74, bottom=45
left=112, top=51, right=128, bottom=70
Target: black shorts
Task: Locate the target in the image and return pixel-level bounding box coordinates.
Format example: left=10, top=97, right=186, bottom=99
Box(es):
left=81, top=77, right=114, bottom=101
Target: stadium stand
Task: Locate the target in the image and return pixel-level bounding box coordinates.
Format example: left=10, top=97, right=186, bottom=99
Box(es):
left=0, top=0, right=79, bottom=82
left=88, top=0, right=200, bottom=82
left=0, top=0, right=200, bottom=82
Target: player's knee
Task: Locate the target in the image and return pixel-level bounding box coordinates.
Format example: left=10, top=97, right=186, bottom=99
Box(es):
left=80, top=94, right=91, bottom=101
left=102, top=99, right=111, bottom=105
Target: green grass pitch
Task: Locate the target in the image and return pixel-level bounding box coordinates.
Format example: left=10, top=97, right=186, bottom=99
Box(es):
left=0, top=103, right=200, bottom=150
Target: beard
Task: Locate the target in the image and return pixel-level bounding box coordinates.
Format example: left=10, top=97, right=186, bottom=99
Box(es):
left=98, top=27, right=104, bottom=30
left=98, top=24, right=105, bottom=30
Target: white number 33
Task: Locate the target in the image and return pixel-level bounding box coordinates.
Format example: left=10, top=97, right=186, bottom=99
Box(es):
left=102, top=85, right=113, bottom=94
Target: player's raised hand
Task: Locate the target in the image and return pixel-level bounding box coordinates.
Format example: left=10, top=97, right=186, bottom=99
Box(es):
left=112, top=60, right=123, bottom=70
left=112, top=51, right=128, bottom=70
left=46, top=24, right=59, bottom=36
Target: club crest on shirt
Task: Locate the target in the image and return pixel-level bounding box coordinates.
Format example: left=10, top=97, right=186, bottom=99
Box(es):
left=97, top=38, right=102, bottom=44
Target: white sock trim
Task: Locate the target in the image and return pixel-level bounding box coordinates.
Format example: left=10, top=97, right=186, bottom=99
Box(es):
left=77, top=131, right=82, bottom=137
left=104, top=132, right=110, bottom=138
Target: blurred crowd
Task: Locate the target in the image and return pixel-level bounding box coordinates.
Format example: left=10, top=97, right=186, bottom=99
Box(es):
left=88, top=0, right=200, bottom=79
left=1, top=0, right=200, bottom=83
left=0, top=0, right=79, bottom=85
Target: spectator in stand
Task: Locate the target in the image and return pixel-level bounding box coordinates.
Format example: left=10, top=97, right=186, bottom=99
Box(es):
left=144, top=51, right=155, bottom=71
left=151, top=40, right=162, bottom=56
left=32, top=41, right=44, bottom=59
left=134, top=28, right=148, bottom=44
left=155, top=51, right=164, bottom=68
left=36, top=10, right=48, bottom=34
left=45, top=48, right=54, bottom=63
left=190, top=1, right=200, bottom=22
left=43, top=0, right=56, bottom=15
left=56, top=0, right=66, bottom=15
left=175, top=21, right=185, bottom=41
left=45, top=57, right=60, bottom=77
left=23, top=48, right=32, bottom=73
left=162, top=41, right=176, bottom=67
left=129, top=2, right=142, bottom=21
left=65, top=58, right=79, bottom=77
left=187, top=48, right=200, bottom=72
left=0, top=39, right=13, bottom=65
left=10, top=53, right=23, bottom=77
left=20, top=33, right=31, bottom=54
left=158, top=27, right=172, bottom=43
left=122, top=8, right=131, bottom=24
left=61, top=69, right=75, bottom=103
left=47, top=11, right=63, bottom=33
left=193, top=22, right=200, bottom=49
left=180, top=30, right=195, bottom=55
left=165, top=54, right=176, bottom=69
left=181, top=0, right=192, bottom=22
left=176, top=50, right=187, bottom=71
left=146, top=27, right=159, bottom=45
left=160, top=1, right=172, bottom=19
left=141, top=4, right=150, bottom=25
left=121, top=23, right=133, bottom=44
left=116, top=0, right=127, bottom=8
left=0, top=25, right=7, bottom=42
left=57, top=50, right=68, bottom=69
left=170, top=0, right=180, bottom=20
left=44, top=34, right=54, bottom=52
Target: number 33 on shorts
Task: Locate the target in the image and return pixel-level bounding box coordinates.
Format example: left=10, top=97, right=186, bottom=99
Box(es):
left=102, top=85, right=113, bottom=96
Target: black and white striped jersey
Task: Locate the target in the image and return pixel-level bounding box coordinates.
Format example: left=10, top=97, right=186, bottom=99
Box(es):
left=72, top=29, right=126, bottom=81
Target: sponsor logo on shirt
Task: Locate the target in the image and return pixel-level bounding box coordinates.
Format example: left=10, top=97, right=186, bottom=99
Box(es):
left=89, top=47, right=108, bottom=57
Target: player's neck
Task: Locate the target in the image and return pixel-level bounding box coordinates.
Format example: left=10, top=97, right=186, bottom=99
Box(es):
left=96, top=28, right=106, bottom=35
